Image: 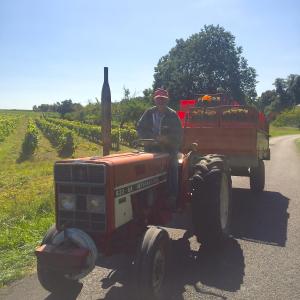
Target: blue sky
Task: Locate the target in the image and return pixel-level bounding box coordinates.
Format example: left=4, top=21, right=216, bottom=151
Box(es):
left=0, top=0, right=299, bottom=109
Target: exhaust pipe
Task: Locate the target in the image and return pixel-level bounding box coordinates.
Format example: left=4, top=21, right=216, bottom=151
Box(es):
left=101, top=67, right=111, bottom=156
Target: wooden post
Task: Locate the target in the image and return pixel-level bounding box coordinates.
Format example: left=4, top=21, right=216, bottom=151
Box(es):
left=101, top=67, right=111, bottom=156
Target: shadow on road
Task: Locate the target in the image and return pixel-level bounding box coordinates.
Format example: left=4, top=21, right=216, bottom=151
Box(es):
left=94, top=235, right=244, bottom=300
left=163, top=235, right=244, bottom=300
left=231, top=188, right=290, bottom=247
left=44, top=282, right=83, bottom=300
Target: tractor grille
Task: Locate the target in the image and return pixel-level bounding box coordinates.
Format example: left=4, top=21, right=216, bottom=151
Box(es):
left=54, top=163, right=105, bottom=183
left=55, top=163, right=106, bottom=232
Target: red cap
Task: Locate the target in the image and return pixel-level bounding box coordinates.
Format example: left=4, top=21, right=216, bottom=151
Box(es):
left=154, top=88, right=169, bottom=100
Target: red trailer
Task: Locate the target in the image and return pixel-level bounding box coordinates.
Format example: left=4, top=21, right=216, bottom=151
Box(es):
left=177, top=94, right=270, bottom=192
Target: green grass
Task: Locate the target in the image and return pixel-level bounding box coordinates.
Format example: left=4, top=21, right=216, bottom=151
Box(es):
left=0, top=114, right=56, bottom=287
left=269, top=125, right=300, bottom=137
left=272, top=106, right=300, bottom=128
left=0, top=112, right=133, bottom=287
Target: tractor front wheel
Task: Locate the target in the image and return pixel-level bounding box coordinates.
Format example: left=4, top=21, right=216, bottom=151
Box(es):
left=37, top=225, right=98, bottom=293
left=37, top=225, right=79, bottom=293
left=134, top=226, right=170, bottom=300
left=37, top=263, right=78, bottom=293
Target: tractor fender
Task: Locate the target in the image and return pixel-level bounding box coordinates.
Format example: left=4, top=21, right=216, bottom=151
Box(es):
left=52, top=228, right=98, bottom=280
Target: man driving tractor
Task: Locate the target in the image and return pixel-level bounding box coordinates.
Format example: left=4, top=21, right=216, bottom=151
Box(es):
left=137, top=88, right=183, bottom=209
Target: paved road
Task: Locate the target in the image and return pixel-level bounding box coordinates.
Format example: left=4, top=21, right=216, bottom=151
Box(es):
left=1, top=135, right=300, bottom=300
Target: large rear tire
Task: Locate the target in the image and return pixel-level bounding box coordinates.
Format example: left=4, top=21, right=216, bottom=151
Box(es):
left=134, top=226, right=170, bottom=300
left=190, top=155, right=232, bottom=247
left=250, top=159, right=265, bottom=193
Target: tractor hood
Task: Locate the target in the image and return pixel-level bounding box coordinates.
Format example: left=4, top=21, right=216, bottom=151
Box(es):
left=55, top=151, right=170, bottom=187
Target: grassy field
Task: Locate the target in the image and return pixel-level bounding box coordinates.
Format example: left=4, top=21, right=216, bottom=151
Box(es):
left=269, top=125, right=300, bottom=137
left=0, top=111, right=131, bottom=287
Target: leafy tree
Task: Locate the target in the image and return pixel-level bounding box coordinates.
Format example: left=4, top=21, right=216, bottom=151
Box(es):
left=37, top=104, right=53, bottom=112
left=57, top=99, right=75, bottom=117
left=79, top=101, right=101, bottom=125
left=268, top=74, right=300, bottom=111
left=113, top=88, right=151, bottom=125
left=287, top=74, right=300, bottom=105
left=257, top=74, right=300, bottom=117
left=153, top=25, right=257, bottom=106
left=272, top=75, right=299, bottom=109
left=142, top=88, right=153, bottom=104
left=257, top=90, right=278, bottom=111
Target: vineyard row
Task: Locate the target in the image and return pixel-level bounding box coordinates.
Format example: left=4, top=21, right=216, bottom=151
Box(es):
left=36, top=118, right=75, bottom=156
left=45, top=117, right=138, bottom=149
left=22, top=119, right=39, bottom=156
left=0, top=115, right=19, bottom=142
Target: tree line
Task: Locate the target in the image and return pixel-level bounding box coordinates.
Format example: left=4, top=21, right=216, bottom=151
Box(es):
left=257, top=75, right=300, bottom=118
left=33, top=88, right=152, bottom=126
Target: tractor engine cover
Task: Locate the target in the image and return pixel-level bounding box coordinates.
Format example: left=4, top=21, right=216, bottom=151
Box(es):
left=54, top=151, right=170, bottom=237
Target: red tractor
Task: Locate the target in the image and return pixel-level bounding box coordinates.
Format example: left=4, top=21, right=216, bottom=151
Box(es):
left=35, top=146, right=231, bottom=298
left=35, top=92, right=269, bottom=299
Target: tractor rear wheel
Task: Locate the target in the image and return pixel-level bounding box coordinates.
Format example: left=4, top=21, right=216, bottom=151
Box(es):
left=250, top=159, right=265, bottom=193
left=191, top=155, right=232, bottom=247
left=134, top=226, right=170, bottom=300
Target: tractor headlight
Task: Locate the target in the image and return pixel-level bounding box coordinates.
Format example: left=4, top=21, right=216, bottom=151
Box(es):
left=58, top=193, right=76, bottom=210
left=87, top=195, right=105, bottom=213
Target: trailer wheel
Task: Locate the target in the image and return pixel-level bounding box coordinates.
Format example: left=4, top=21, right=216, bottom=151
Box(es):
left=135, top=226, right=169, bottom=300
left=191, top=156, right=232, bottom=247
left=250, top=159, right=265, bottom=193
